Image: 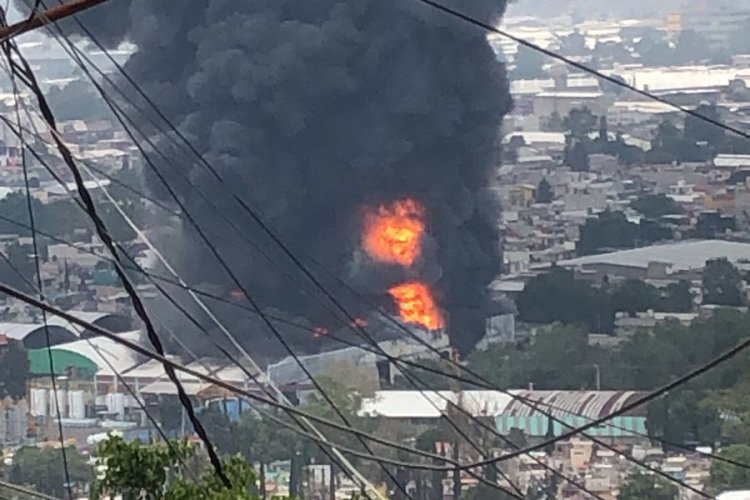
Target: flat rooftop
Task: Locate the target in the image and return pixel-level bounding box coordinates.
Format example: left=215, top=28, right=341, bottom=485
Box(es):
left=559, top=240, right=750, bottom=272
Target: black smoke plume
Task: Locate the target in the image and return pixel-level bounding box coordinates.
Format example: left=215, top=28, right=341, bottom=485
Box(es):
left=44, top=0, right=511, bottom=355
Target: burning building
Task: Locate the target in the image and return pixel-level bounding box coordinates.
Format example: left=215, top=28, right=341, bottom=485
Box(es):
left=48, top=0, right=512, bottom=355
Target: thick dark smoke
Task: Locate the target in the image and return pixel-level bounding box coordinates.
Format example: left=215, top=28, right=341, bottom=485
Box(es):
left=49, top=0, right=511, bottom=354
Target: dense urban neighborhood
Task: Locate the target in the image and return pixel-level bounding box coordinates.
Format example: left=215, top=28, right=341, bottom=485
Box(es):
left=0, top=1, right=750, bottom=499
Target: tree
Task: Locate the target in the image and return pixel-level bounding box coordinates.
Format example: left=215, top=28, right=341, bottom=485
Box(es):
left=578, top=210, right=639, bottom=255
left=513, top=45, right=546, bottom=80
left=684, top=103, right=725, bottom=160
left=90, top=434, right=268, bottom=500
left=560, top=30, right=587, bottom=55
left=516, top=267, right=613, bottom=333
left=646, top=390, right=721, bottom=447
left=661, top=281, right=693, bottom=313
left=8, top=446, right=90, bottom=497
left=563, top=108, right=598, bottom=139
left=535, top=178, right=553, bottom=204
left=612, top=279, right=660, bottom=316
left=635, top=31, right=674, bottom=66
left=0, top=340, right=29, bottom=400
left=647, top=120, right=684, bottom=164
left=564, top=139, right=590, bottom=172
left=674, top=30, right=712, bottom=64
left=702, top=258, right=744, bottom=306
left=630, top=194, right=683, bottom=219
left=618, top=471, right=678, bottom=500
left=708, top=445, right=750, bottom=495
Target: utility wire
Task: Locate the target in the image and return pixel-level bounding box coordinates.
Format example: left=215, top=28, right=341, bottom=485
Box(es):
left=0, top=21, right=72, bottom=499
left=0, top=99, right=382, bottom=498
left=6, top=112, right=743, bottom=493
left=3, top=37, right=230, bottom=487
left=0, top=479, right=61, bottom=500
left=0, top=285, right=483, bottom=473
left=0, top=80, right=200, bottom=486
left=29, top=2, right=748, bottom=492
left=413, top=0, right=750, bottom=142
left=29, top=14, right=479, bottom=499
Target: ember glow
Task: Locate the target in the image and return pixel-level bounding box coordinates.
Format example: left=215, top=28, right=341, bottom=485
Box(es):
left=388, top=282, right=445, bottom=331
left=363, top=199, right=425, bottom=266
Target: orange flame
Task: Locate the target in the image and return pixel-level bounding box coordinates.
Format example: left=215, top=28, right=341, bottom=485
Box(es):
left=388, top=282, right=445, bottom=331
left=363, top=199, right=425, bottom=266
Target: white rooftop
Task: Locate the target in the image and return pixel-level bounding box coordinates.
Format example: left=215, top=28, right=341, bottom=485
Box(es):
left=359, top=390, right=516, bottom=418
left=503, top=131, right=565, bottom=145
left=52, top=330, right=142, bottom=376
left=559, top=240, right=750, bottom=272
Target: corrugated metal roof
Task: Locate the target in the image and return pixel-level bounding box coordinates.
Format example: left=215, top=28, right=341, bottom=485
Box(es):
left=359, top=390, right=647, bottom=421
left=495, top=415, right=647, bottom=438
left=559, top=240, right=750, bottom=272
left=503, top=390, right=646, bottom=419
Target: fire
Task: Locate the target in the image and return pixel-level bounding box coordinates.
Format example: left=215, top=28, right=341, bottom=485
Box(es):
left=388, top=282, right=445, bottom=331
left=363, top=199, right=425, bottom=266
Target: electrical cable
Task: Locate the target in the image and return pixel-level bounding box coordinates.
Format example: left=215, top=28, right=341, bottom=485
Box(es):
left=2, top=36, right=230, bottom=487
left=27, top=15, right=473, bottom=499
left=0, top=74, right=201, bottom=487
left=412, top=0, right=750, bottom=142
left=0, top=285, right=485, bottom=473
left=7, top=115, right=734, bottom=495
left=29, top=29, right=543, bottom=497
left=5, top=113, right=743, bottom=494
left=29, top=0, right=750, bottom=492
left=0, top=478, right=61, bottom=500
left=0, top=108, right=382, bottom=499
left=0, top=20, right=72, bottom=499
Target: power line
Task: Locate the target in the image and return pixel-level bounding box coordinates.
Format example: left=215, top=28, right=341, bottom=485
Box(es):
left=30, top=16, right=508, bottom=499
left=413, top=0, right=750, bottom=142
left=2, top=89, right=719, bottom=498
left=0, top=22, right=72, bottom=500
left=0, top=284, right=488, bottom=473
left=0, top=110, right=740, bottom=496
left=0, top=478, right=61, bottom=500
left=3, top=36, right=230, bottom=488
left=30, top=1, right=748, bottom=494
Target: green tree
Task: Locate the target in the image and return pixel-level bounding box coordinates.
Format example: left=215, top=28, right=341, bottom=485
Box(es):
left=578, top=210, right=640, bottom=255
left=618, top=471, right=678, bottom=500
left=513, top=45, right=546, bottom=80
left=0, top=339, right=29, bottom=400
left=90, top=435, right=268, bottom=500
left=560, top=30, right=587, bottom=55
left=708, top=445, right=750, bottom=495
left=631, top=194, right=682, bottom=219
left=516, top=267, right=613, bottom=332
left=684, top=103, right=725, bottom=160
left=702, top=258, right=744, bottom=306
left=564, top=140, right=589, bottom=172
left=646, top=390, right=721, bottom=447
left=8, top=446, right=90, bottom=497
left=661, top=281, right=693, bottom=313
left=563, top=108, right=598, bottom=139
left=612, top=279, right=660, bottom=316
left=647, top=120, right=684, bottom=164
left=635, top=31, right=674, bottom=66
left=535, top=178, right=553, bottom=204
